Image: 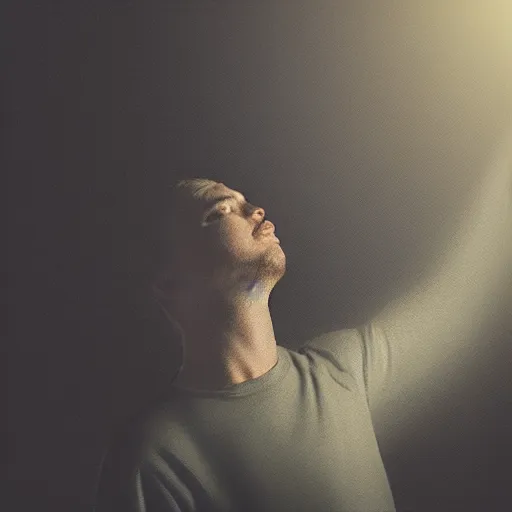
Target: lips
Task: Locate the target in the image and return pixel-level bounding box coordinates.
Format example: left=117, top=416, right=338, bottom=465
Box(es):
left=257, top=220, right=275, bottom=235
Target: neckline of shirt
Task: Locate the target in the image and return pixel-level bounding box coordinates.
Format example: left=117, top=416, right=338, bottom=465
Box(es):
left=168, top=345, right=291, bottom=398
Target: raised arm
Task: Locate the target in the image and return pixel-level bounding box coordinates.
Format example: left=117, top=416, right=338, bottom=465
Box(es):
left=369, top=133, right=512, bottom=418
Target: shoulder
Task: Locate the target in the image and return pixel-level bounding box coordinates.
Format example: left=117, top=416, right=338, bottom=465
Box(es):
left=297, top=324, right=392, bottom=411
left=298, top=327, right=366, bottom=373
left=98, top=396, right=181, bottom=485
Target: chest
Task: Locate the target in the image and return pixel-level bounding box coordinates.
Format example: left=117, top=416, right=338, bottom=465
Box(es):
left=150, top=388, right=394, bottom=511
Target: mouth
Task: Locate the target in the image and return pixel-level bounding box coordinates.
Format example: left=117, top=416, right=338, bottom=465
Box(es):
left=255, top=220, right=279, bottom=242
left=255, top=220, right=275, bottom=236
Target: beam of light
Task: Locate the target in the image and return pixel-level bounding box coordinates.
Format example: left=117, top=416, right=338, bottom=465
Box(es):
left=370, top=131, right=511, bottom=446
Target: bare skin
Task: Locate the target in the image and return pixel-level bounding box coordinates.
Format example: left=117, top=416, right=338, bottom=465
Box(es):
left=153, top=182, right=286, bottom=391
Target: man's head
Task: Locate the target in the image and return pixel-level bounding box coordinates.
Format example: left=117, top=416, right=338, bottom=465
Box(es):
left=152, top=178, right=286, bottom=312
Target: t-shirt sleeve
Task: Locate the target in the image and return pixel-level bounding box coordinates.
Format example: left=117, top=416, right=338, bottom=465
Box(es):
left=94, top=420, right=184, bottom=512
left=298, top=322, right=392, bottom=415
left=94, top=429, right=147, bottom=512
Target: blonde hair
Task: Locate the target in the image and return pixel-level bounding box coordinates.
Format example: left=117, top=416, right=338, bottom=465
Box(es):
left=174, top=178, right=218, bottom=200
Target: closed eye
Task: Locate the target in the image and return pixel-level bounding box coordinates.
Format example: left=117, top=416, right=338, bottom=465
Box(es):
left=204, top=195, right=249, bottom=223
left=206, top=204, right=230, bottom=221
left=206, top=210, right=222, bottom=221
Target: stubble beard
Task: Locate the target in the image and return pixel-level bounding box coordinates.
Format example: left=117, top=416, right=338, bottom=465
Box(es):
left=244, top=244, right=286, bottom=297
left=207, top=241, right=285, bottom=300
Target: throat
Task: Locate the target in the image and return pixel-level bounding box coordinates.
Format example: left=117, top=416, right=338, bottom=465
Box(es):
left=173, top=344, right=279, bottom=391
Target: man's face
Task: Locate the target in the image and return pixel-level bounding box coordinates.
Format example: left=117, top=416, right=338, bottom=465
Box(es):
left=169, top=182, right=286, bottom=295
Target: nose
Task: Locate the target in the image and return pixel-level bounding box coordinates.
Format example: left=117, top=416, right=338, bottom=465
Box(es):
left=244, top=201, right=265, bottom=220
left=248, top=204, right=266, bottom=232
left=252, top=206, right=265, bottom=220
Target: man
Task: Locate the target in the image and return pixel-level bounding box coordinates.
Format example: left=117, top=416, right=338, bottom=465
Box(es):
left=95, top=137, right=511, bottom=511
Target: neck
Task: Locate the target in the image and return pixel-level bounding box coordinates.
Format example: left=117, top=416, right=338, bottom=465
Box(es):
left=169, top=283, right=278, bottom=390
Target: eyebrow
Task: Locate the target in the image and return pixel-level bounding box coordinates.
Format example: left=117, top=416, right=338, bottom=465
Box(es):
left=204, top=193, right=246, bottom=213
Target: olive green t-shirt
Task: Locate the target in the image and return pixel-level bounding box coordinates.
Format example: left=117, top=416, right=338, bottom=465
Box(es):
left=96, top=324, right=395, bottom=512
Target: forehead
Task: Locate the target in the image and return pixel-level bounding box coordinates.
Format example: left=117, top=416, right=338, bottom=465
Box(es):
left=200, top=183, right=245, bottom=204
left=190, top=183, right=247, bottom=217
left=175, top=182, right=245, bottom=222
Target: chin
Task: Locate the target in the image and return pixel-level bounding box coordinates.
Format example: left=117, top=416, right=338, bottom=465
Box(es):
left=262, top=247, right=286, bottom=281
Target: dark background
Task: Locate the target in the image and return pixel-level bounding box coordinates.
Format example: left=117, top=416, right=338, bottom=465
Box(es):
left=6, top=1, right=511, bottom=511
